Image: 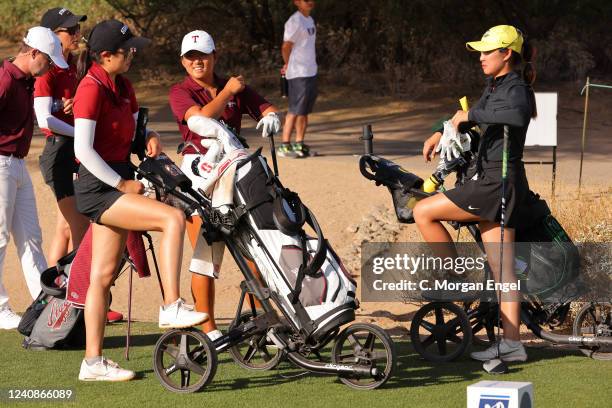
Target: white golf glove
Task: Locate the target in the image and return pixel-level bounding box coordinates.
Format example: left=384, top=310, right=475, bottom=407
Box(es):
left=256, top=112, right=281, bottom=138
left=435, top=120, right=471, bottom=161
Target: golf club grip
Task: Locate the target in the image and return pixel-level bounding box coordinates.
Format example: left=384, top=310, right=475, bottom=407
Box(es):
left=269, top=134, right=279, bottom=176
left=362, top=124, right=373, bottom=154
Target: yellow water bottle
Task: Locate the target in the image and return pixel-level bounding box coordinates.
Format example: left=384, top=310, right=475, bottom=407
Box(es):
left=422, top=174, right=443, bottom=193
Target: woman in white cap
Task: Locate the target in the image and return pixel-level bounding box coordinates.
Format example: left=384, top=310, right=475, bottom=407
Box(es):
left=415, top=25, right=537, bottom=362
left=72, top=20, right=208, bottom=382
left=168, top=30, right=280, bottom=341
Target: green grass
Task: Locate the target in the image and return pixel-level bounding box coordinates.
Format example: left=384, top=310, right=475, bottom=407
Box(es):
left=0, top=323, right=610, bottom=408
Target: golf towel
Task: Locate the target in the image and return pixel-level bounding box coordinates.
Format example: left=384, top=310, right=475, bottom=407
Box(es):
left=66, top=227, right=151, bottom=307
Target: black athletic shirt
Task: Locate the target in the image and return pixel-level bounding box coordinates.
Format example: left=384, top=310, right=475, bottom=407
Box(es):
left=467, top=71, right=534, bottom=169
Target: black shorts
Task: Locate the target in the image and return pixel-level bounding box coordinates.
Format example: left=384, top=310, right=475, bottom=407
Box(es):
left=39, top=136, right=78, bottom=200
left=74, top=162, right=134, bottom=224
left=288, top=75, right=317, bottom=115
left=444, top=164, right=529, bottom=228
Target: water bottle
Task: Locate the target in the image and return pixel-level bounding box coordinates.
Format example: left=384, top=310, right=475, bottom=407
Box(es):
left=406, top=172, right=443, bottom=209
left=280, top=74, right=288, bottom=98
left=51, top=98, right=64, bottom=113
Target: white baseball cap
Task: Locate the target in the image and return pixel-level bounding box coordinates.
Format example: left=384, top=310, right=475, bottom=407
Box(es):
left=23, top=26, right=68, bottom=69
left=180, top=30, right=215, bottom=56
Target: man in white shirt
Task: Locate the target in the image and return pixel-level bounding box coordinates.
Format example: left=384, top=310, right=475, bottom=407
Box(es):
left=279, top=0, right=317, bottom=158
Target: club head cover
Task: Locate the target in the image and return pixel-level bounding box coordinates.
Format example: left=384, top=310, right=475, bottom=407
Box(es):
left=483, top=358, right=509, bottom=374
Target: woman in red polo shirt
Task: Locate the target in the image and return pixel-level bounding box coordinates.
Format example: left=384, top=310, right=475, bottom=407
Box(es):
left=34, top=8, right=89, bottom=268
left=73, top=20, right=207, bottom=382
left=168, top=30, right=280, bottom=342
left=34, top=8, right=123, bottom=324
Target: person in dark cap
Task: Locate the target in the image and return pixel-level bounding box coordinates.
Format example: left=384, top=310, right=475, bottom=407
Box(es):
left=73, top=20, right=208, bottom=381
left=36, top=7, right=123, bottom=325
left=35, top=6, right=90, bottom=298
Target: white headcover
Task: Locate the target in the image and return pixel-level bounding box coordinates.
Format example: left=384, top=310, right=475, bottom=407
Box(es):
left=186, top=115, right=248, bottom=194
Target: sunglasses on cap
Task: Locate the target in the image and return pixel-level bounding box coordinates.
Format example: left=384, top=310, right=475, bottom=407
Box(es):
left=55, top=24, right=80, bottom=35
left=116, top=47, right=137, bottom=58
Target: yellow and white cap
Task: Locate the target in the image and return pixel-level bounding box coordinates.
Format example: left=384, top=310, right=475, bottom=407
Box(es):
left=466, top=25, right=523, bottom=54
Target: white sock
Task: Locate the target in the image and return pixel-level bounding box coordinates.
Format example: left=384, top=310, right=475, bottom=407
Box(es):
left=503, top=338, right=522, bottom=348
left=85, top=356, right=103, bottom=366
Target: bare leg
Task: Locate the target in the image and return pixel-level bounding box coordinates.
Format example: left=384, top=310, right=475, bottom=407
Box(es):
left=47, top=212, right=70, bottom=267
left=480, top=221, right=520, bottom=341
left=99, top=194, right=186, bottom=304
left=48, top=197, right=90, bottom=266
left=413, top=193, right=480, bottom=259
left=295, top=115, right=308, bottom=143
left=191, top=274, right=216, bottom=332
left=84, top=223, right=127, bottom=358
left=57, top=196, right=89, bottom=249
left=282, top=112, right=296, bottom=144
left=186, top=216, right=217, bottom=332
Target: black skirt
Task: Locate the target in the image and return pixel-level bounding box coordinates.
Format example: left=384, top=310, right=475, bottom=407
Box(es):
left=74, top=162, right=134, bottom=224
left=39, top=136, right=79, bottom=200
left=444, top=163, right=529, bottom=228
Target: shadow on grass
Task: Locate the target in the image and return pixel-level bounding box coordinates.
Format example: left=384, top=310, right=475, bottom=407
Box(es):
left=104, top=333, right=161, bottom=349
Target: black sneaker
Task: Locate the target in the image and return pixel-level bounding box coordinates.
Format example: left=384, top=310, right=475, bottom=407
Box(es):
left=276, top=143, right=298, bottom=158
left=291, top=142, right=310, bottom=158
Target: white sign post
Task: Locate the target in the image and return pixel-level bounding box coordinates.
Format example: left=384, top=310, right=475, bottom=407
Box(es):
left=467, top=381, right=534, bottom=408
left=525, top=92, right=558, bottom=196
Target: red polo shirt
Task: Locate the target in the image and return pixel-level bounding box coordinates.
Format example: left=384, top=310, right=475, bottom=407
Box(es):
left=168, top=75, right=271, bottom=154
left=34, top=54, right=77, bottom=137
left=73, top=63, right=138, bottom=162
left=0, top=60, right=35, bottom=158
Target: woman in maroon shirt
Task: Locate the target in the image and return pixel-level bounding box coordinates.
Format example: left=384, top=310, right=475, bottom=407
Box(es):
left=72, top=20, right=207, bottom=382
left=35, top=8, right=89, bottom=267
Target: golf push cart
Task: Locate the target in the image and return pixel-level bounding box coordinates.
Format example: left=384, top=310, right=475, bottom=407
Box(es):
left=358, top=125, right=612, bottom=363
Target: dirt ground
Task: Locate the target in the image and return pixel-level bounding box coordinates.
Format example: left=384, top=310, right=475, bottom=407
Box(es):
left=2, top=43, right=611, bottom=335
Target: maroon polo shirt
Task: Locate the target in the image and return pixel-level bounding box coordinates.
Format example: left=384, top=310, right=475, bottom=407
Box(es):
left=73, top=63, right=138, bottom=162
left=0, top=60, right=35, bottom=158
left=168, top=75, right=272, bottom=154
left=34, top=54, right=77, bottom=137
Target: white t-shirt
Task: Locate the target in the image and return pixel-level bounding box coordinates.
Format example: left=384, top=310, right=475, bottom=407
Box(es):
left=283, top=11, right=317, bottom=80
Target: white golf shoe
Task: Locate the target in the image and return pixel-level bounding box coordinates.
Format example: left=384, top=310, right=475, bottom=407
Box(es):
left=159, top=298, right=208, bottom=329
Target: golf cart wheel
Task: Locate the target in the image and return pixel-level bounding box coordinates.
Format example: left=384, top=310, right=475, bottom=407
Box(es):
left=153, top=328, right=217, bottom=393
left=331, top=323, right=396, bottom=390
left=463, top=301, right=497, bottom=347
left=410, top=302, right=472, bottom=362
left=228, top=311, right=282, bottom=371
left=573, top=302, right=612, bottom=360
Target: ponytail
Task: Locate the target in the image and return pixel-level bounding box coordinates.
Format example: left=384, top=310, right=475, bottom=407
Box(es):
left=76, top=45, right=101, bottom=84
left=521, top=39, right=537, bottom=87
left=510, top=34, right=538, bottom=118
left=522, top=38, right=537, bottom=118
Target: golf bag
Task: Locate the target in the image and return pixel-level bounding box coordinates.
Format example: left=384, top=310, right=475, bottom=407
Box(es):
left=233, top=150, right=358, bottom=339
left=142, top=140, right=358, bottom=341
left=514, top=191, right=581, bottom=300
left=20, top=251, right=86, bottom=350
left=19, top=227, right=151, bottom=350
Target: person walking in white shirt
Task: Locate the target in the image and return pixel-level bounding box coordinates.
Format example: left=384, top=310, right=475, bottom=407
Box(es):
left=279, top=0, right=317, bottom=158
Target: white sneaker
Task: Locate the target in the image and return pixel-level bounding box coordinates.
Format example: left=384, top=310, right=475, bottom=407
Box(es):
left=470, top=338, right=527, bottom=362
left=0, top=307, right=21, bottom=330
left=78, top=357, right=135, bottom=382
left=159, top=298, right=209, bottom=329
left=206, top=329, right=223, bottom=342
